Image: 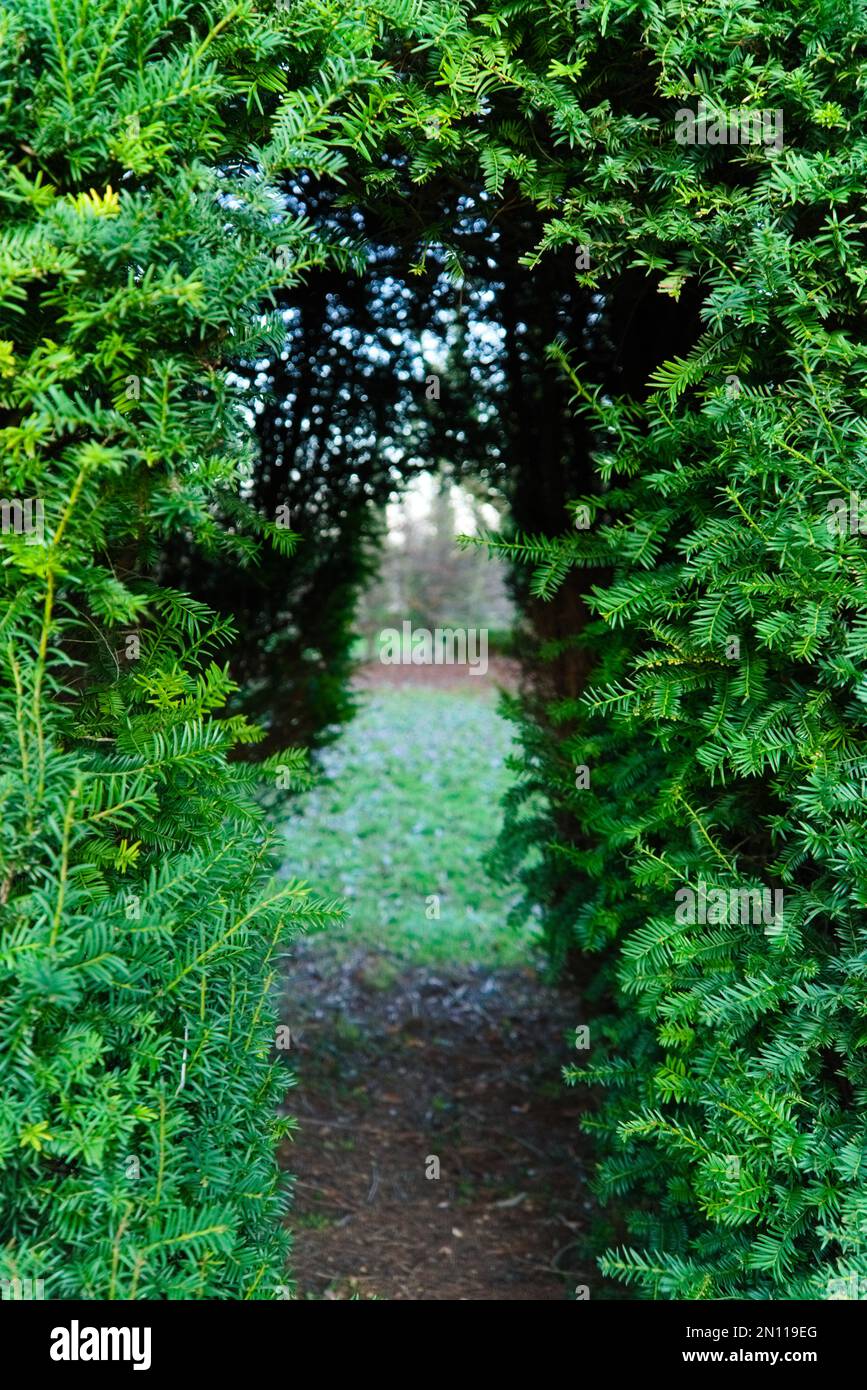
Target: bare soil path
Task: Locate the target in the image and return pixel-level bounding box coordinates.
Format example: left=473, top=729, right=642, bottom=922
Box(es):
left=277, top=941, right=592, bottom=1301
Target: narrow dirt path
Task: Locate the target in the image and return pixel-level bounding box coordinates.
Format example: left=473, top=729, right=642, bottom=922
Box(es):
left=277, top=941, right=592, bottom=1300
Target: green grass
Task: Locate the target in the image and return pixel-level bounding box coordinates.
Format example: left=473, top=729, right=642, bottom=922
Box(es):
left=279, top=685, right=534, bottom=965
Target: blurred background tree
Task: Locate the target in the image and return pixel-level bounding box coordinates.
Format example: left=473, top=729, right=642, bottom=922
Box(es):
left=355, top=477, right=514, bottom=657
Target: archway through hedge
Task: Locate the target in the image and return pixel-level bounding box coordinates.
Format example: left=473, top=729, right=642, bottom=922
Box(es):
left=181, top=168, right=702, bottom=1301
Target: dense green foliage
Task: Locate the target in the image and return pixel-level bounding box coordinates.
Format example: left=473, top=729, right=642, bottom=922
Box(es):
left=0, top=0, right=350, bottom=1299
left=5, top=0, right=866, bottom=1302
left=475, top=0, right=867, bottom=1300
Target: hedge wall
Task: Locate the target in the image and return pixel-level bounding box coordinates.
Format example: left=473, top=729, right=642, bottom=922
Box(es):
left=0, top=0, right=351, bottom=1300
left=481, top=0, right=867, bottom=1299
